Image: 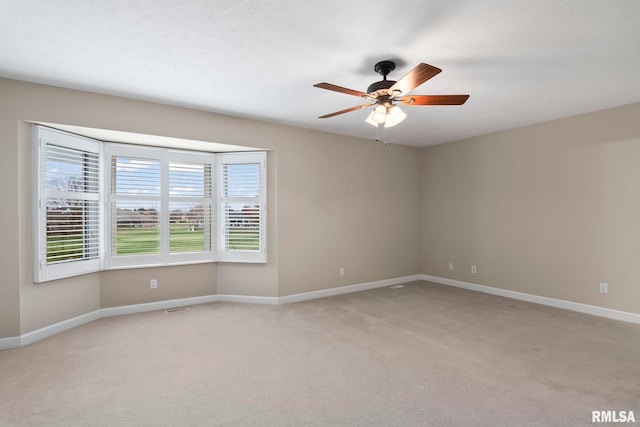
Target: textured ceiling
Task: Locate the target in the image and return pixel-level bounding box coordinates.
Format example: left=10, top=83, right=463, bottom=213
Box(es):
left=1, top=0, right=640, bottom=147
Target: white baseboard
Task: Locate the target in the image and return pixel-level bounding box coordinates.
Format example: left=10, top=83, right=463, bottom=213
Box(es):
left=0, top=336, right=22, bottom=351
left=278, top=274, right=424, bottom=304
left=101, top=295, right=219, bottom=318
left=422, top=274, right=640, bottom=325
left=20, top=310, right=102, bottom=347
left=209, top=275, right=424, bottom=305
left=217, top=294, right=279, bottom=305
left=2, top=295, right=219, bottom=351
left=1, top=276, right=423, bottom=350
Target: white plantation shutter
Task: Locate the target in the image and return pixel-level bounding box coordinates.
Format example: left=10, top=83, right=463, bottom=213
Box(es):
left=218, top=152, right=266, bottom=263
left=110, top=155, right=162, bottom=260
left=168, top=161, right=212, bottom=255
left=34, top=127, right=102, bottom=282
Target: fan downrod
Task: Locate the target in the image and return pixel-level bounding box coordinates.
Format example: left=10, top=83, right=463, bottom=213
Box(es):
left=368, top=61, right=397, bottom=95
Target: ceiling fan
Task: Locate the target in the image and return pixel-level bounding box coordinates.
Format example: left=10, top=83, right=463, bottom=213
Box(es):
left=314, top=60, right=469, bottom=128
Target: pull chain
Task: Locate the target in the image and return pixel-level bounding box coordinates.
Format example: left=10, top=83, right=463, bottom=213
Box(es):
left=374, top=124, right=389, bottom=145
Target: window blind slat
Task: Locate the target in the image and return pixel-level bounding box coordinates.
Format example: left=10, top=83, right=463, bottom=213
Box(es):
left=112, top=157, right=161, bottom=197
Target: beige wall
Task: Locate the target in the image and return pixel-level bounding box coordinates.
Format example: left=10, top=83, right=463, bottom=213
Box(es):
left=101, top=264, right=216, bottom=308
left=275, top=130, right=422, bottom=296
left=20, top=273, right=101, bottom=334
left=0, top=115, right=22, bottom=337
left=422, top=102, right=640, bottom=314
left=0, top=78, right=423, bottom=337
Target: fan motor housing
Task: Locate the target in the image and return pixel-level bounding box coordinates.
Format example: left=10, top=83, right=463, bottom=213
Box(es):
left=368, top=60, right=399, bottom=97
left=367, top=79, right=396, bottom=95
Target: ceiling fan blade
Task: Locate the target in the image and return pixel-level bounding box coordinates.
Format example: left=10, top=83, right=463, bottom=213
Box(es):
left=318, top=103, right=373, bottom=118
left=398, top=94, right=470, bottom=106
left=314, top=82, right=369, bottom=98
left=389, top=63, right=442, bottom=95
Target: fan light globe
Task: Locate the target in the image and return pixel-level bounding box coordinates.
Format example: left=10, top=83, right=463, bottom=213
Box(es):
left=372, top=105, right=387, bottom=123
left=365, top=105, right=388, bottom=127
left=384, top=106, right=407, bottom=128
left=365, top=111, right=380, bottom=127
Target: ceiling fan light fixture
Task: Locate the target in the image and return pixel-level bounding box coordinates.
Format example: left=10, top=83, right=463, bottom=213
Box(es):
left=384, top=105, right=406, bottom=128
left=372, top=105, right=387, bottom=123
left=315, top=60, right=468, bottom=129
left=365, top=110, right=382, bottom=127
left=366, top=105, right=388, bottom=126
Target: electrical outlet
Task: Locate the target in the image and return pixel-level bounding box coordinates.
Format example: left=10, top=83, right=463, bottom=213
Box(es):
left=449, top=262, right=454, bottom=270
left=150, top=279, right=158, bottom=289
left=599, top=282, right=608, bottom=294
left=471, top=265, right=477, bottom=274
left=339, top=267, right=345, bottom=276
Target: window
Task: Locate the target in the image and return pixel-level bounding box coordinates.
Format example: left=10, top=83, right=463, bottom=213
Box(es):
left=33, top=127, right=103, bottom=282
left=111, top=155, right=162, bottom=257
left=34, top=126, right=267, bottom=282
left=169, top=161, right=212, bottom=254
left=217, top=153, right=267, bottom=263
left=104, top=144, right=217, bottom=268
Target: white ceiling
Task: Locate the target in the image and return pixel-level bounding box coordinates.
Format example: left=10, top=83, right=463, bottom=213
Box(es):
left=2, top=0, right=640, bottom=147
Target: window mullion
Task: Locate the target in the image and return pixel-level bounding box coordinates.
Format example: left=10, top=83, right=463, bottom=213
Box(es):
left=161, top=152, right=170, bottom=263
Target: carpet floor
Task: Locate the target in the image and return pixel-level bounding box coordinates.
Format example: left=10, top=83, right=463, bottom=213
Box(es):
left=1, top=280, right=639, bottom=426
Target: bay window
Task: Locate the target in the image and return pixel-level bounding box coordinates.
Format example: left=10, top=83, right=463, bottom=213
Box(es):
left=34, top=125, right=266, bottom=283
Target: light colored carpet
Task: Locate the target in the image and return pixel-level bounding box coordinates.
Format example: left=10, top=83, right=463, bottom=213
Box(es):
left=1, top=280, right=639, bottom=426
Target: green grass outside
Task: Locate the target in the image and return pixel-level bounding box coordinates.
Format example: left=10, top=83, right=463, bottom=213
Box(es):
left=47, top=234, right=84, bottom=262
left=226, top=229, right=260, bottom=251
left=47, top=225, right=259, bottom=261
left=116, top=226, right=162, bottom=255
left=117, top=225, right=207, bottom=254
